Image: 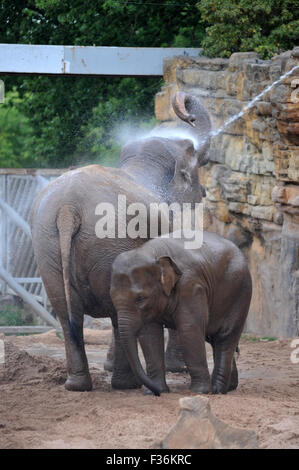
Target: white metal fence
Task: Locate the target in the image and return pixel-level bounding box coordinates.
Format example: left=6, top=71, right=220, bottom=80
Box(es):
left=0, top=169, right=65, bottom=327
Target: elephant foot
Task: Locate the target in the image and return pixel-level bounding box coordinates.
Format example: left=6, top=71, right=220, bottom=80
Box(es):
left=143, top=384, right=169, bottom=395
left=190, top=381, right=211, bottom=394
left=111, top=372, right=141, bottom=390
left=65, top=373, right=92, bottom=392
left=212, top=381, right=229, bottom=395
left=143, top=376, right=169, bottom=395
left=227, top=383, right=238, bottom=392
left=227, top=377, right=238, bottom=392
left=227, top=363, right=238, bottom=392
left=104, top=359, right=114, bottom=372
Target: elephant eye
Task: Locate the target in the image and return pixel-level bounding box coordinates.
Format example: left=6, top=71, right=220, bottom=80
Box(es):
left=135, top=295, right=148, bottom=307
left=180, top=169, right=192, bottom=183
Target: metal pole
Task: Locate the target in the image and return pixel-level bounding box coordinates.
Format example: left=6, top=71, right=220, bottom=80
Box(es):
left=0, top=197, right=31, bottom=237
left=0, top=175, right=8, bottom=294
left=0, top=264, right=60, bottom=329
left=0, top=44, right=202, bottom=76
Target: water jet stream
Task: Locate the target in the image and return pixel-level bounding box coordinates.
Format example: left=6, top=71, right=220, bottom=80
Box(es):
left=135, top=65, right=299, bottom=151
left=210, top=64, right=299, bottom=138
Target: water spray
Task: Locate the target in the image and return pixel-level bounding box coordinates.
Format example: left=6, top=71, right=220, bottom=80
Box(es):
left=120, top=64, right=299, bottom=151
left=210, top=64, right=299, bottom=139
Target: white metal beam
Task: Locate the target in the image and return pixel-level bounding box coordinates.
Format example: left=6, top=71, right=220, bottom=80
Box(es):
left=0, top=264, right=60, bottom=329
left=0, top=197, right=31, bottom=237
left=0, top=326, right=55, bottom=335
left=0, top=44, right=202, bottom=76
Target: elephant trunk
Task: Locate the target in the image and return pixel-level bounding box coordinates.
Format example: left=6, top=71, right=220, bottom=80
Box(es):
left=172, top=92, right=212, bottom=166
left=118, top=315, right=161, bottom=396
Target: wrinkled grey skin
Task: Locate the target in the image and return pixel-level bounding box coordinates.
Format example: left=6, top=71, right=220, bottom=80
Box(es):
left=104, top=327, right=185, bottom=373
left=30, top=93, right=211, bottom=392
left=110, top=232, right=252, bottom=396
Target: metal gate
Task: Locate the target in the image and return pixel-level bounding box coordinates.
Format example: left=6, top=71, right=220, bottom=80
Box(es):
left=0, top=169, right=65, bottom=327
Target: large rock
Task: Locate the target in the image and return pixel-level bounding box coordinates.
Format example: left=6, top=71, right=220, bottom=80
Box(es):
left=159, top=396, right=258, bottom=449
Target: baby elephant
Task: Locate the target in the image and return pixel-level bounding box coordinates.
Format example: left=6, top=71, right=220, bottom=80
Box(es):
left=110, top=232, right=252, bottom=396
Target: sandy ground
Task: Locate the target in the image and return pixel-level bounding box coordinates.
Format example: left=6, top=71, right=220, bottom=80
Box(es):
left=0, top=329, right=298, bottom=449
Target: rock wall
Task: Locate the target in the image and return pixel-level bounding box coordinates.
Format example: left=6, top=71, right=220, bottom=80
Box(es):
left=155, top=48, right=299, bottom=338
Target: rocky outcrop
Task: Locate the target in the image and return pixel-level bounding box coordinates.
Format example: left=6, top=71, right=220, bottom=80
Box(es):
left=159, top=396, right=258, bottom=449
left=155, top=48, right=299, bottom=337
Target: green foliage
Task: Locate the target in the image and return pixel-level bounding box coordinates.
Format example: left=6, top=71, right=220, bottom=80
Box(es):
left=0, top=0, right=203, bottom=168
left=241, top=334, right=278, bottom=342
left=0, top=89, right=35, bottom=167
left=0, top=305, right=27, bottom=326
left=76, top=78, right=160, bottom=168
left=16, top=75, right=107, bottom=167
left=261, top=336, right=278, bottom=342
left=198, top=0, right=299, bottom=59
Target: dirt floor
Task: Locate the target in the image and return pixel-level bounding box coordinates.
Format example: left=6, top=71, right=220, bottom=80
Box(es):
left=0, top=329, right=299, bottom=449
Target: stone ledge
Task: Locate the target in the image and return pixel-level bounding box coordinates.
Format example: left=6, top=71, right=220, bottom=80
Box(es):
left=159, top=396, right=258, bottom=449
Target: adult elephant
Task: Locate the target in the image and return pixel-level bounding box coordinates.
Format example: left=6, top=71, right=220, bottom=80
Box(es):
left=30, top=92, right=211, bottom=392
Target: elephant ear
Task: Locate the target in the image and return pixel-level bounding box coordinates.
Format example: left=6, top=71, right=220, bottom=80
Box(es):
left=173, top=139, right=197, bottom=182
left=119, top=140, right=142, bottom=166
left=167, top=138, right=206, bottom=205
left=158, top=256, right=182, bottom=296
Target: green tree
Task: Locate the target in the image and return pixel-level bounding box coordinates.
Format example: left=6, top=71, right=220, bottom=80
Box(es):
left=76, top=78, right=158, bottom=168
left=198, top=0, right=299, bottom=59
left=0, top=0, right=203, bottom=168
left=0, top=89, right=35, bottom=167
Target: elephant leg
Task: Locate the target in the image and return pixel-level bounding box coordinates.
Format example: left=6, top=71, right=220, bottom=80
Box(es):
left=165, top=328, right=186, bottom=373
left=104, top=333, right=114, bottom=372
left=138, top=323, right=169, bottom=394
left=176, top=299, right=211, bottom=394
left=111, top=326, right=142, bottom=390
left=180, top=330, right=211, bottom=394
left=228, top=356, right=238, bottom=392
left=42, top=271, right=92, bottom=391
left=107, top=327, right=186, bottom=376
left=212, top=282, right=250, bottom=394
left=63, top=315, right=92, bottom=392
left=211, top=339, right=236, bottom=394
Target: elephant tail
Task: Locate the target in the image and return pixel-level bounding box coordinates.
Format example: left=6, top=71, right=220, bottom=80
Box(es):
left=56, top=205, right=81, bottom=346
